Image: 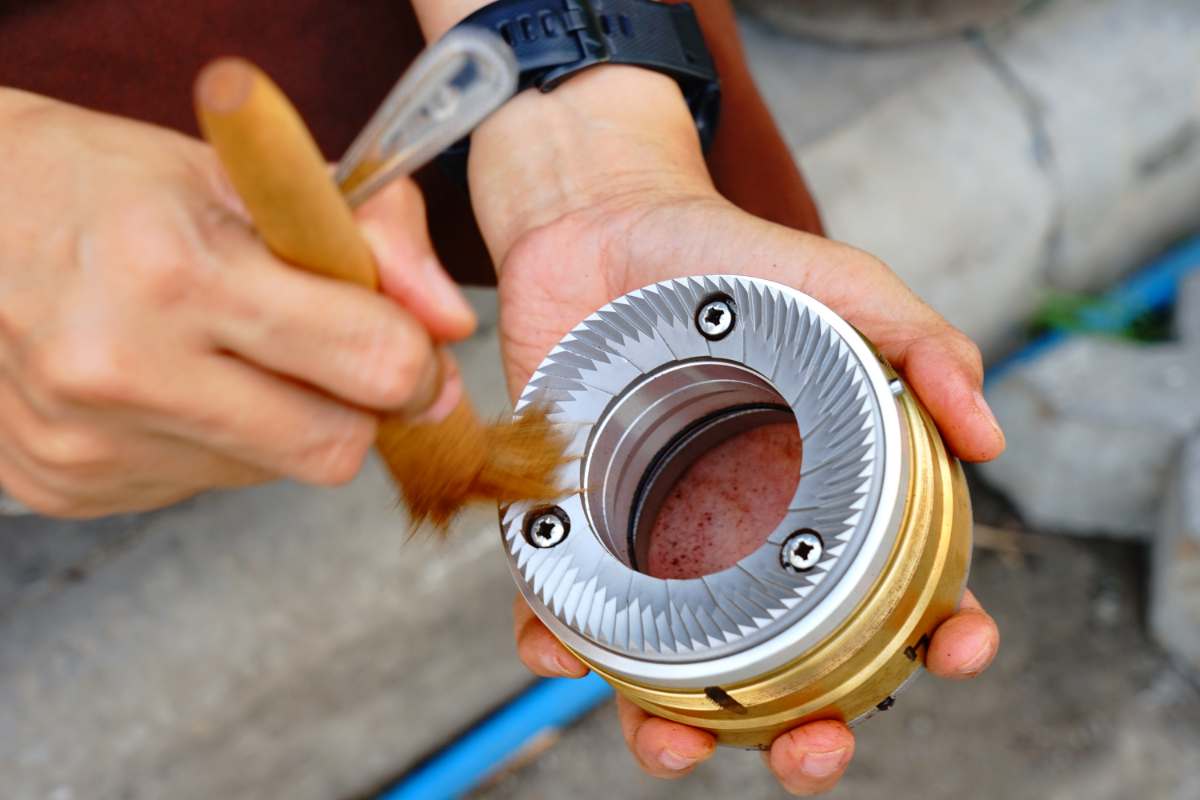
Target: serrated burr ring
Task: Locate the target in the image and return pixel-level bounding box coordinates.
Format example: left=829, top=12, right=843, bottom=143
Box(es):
left=502, top=276, right=971, bottom=744
left=504, top=274, right=905, bottom=682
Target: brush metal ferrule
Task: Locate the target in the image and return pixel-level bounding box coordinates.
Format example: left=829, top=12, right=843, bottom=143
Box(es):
left=502, top=275, right=971, bottom=747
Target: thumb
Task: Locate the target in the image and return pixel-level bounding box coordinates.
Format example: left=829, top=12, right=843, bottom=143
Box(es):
left=357, top=178, right=477, bottom=342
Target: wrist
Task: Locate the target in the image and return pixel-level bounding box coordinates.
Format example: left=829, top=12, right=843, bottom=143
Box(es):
left=469, top=65, right=715, bottom=262
left=408, top=1, right=717, bottom=263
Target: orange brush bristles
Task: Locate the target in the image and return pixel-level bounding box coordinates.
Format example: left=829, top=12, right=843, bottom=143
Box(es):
left=377, top=402, right=571, bottom=530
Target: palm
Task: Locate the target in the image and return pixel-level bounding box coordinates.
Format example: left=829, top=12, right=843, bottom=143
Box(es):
left=496, top=197, right=963, bottom=425
left=494, top=198, right=791, bottom=400
left=494, top=210, right=626, bottom=402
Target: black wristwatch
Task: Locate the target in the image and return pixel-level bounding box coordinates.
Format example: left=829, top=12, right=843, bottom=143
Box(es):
left=440, top=0, right=721, bottom=175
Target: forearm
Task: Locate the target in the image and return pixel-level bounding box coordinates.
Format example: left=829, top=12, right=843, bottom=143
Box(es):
left=471, top=67, right=715, bottom=262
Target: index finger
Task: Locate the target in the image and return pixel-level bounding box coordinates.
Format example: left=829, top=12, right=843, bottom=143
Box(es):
left=206, top=224, right=444, bottom=417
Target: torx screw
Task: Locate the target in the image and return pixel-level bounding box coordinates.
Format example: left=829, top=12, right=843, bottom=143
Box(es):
left=525, top=508, right=569, bottom=548
left=781, top=530, right=824, bottom=572
left=696, top=298, right=735, bottom=340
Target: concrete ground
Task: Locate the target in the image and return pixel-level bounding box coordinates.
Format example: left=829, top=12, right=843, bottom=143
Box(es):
left=0, top=294, right=533, bottom=800
left=477, top=507, right=1200, bottom=799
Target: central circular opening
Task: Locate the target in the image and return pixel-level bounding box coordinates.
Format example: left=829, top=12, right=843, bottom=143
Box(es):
left=583, top=359, right=802, bottom=579
left=645, top=420, right=802, bottom=579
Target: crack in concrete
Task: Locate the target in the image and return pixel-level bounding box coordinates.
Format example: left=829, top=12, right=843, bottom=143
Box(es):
left=1138, top=121, right=1200, bottom=179
left=967, top=30, right=1066, bottom=291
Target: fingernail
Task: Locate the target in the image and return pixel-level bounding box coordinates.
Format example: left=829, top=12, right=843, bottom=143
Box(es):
left=801, top=747, right=851, bottom=779
left=659, top=749, right=700, bottom=772
left=410, top=364, right=462, bottom=425
left=973, top=390, right=1003, bottom=436
left=956, top=629, right=997, bottom=676
left=553, top=652, right=583, bottom=677
left=420, top=256, right=476, bottom=331
left=537, top=649, right=576, bottom=677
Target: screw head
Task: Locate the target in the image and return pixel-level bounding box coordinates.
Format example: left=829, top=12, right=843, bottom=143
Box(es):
left=781, top=530, right=824, bottom=572
left=696, top=298, right=735, bottom=340
left=525, top=508, right=570, bottom=548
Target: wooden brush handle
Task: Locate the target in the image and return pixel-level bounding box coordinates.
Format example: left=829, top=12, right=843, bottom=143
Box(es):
left=195, top=57, right=378, bottom=289
left=195, top=57, right=482, bottom=488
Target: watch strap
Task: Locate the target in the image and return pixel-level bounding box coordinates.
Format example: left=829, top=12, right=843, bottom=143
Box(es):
left=441, top=0, right=720, bottom=175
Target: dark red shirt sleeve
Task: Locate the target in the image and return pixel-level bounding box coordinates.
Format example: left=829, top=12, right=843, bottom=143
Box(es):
left=0, top=0, right=424, bottom=157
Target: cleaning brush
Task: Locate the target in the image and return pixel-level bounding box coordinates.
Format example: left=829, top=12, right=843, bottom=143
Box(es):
left=193, top=51, right=568, bottom=528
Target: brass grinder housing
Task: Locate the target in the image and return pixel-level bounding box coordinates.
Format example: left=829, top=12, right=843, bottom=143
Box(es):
left=502, top=276, right=971, bottom=749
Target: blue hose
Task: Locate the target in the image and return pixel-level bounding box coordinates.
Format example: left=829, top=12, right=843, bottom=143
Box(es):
left=376, top=673, right=613, bottom=800
left=377, top=234, right=1200, bottom=800
left=987, top=234, right=1200, bottom=384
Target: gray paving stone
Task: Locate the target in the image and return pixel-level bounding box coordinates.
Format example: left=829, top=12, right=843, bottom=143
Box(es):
left=740, top=17, right=969, bottom=150
left=979, top=337, right=1200, bottom=538
left=987, top=0, right=1200, bottom=293
left=797, top=44, right=1053, bottom=357
left=0, top=512, right=165, bottom=610
left=1150, top=435, right=1200, bottom=675
left=749, top=0, right=1200, bottom=356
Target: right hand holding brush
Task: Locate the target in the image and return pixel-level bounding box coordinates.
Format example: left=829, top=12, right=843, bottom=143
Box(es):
left=0, top=89, right=475, bottom=518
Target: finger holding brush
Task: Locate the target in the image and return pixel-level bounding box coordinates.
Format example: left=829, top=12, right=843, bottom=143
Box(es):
left=194, top=57, right=568, bottom=529
left=194, top=57, right=466, bottom=408
left=0, top=87, right=469, bottom=517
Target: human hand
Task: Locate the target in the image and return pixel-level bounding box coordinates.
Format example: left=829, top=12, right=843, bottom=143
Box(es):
left=0, top=90, right=475, bottom=517
left=499, top=186, right=1003, bottom=793
left=458, top=65, right=1001, bottom=794
left=400, top=0, right=1002, bottom=787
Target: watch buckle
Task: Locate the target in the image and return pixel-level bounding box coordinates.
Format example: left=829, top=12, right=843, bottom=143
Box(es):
left=540, top=0, right=612, bottom=90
